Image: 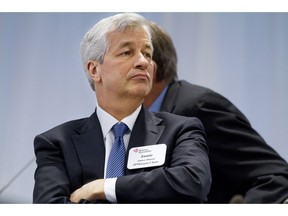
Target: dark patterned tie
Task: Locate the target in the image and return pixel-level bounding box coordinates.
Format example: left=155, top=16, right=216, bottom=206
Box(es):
left=106, top=122, right=129, bottom=178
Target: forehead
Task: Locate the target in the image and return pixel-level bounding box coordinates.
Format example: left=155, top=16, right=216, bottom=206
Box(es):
left=107, top=28, right=152, bottom=49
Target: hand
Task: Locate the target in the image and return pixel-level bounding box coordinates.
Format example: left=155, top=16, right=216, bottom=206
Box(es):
left=70, top=179, right=106, bottom=203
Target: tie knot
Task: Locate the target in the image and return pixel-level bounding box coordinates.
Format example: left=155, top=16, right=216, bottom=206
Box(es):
left=113, top=122, right=128, bottom=138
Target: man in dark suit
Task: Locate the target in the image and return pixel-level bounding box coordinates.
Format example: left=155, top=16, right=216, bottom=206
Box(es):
left=33, top=13, right=211, bottom=203
left=144, top=22, right=288, bottom=203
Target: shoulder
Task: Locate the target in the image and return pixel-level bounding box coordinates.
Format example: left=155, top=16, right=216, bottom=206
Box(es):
left=35, top=116, right=90, bottom=142
left=166, top=80, right=229, bottom=108
left=153, top=111, right=204, bottom=130
left=173, top=80, right=213, bottom=92
left=171, top=80, right=251, bottom=126
left=173, top=80, right=223, bottom=99
left=171, top=80, right=240, bottom=110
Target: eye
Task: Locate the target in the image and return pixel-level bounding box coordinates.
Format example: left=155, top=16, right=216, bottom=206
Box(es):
left=143, top=52, right=152, bottom=59
left=120, top=51, right=132, bottom=56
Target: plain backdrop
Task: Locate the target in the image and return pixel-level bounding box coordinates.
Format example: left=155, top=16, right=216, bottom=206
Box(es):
left=0, top=12, right=287, bottom=203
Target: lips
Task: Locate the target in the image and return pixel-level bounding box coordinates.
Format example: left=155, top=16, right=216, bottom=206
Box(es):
left=131, top=72, right=149, bottom=80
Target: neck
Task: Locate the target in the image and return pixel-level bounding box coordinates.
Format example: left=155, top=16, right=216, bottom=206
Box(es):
left=143, top=80, right=168, bottom=109
left=97, top=96, right=143, bottom=121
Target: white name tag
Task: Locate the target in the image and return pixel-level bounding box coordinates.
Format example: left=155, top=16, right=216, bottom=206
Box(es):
left=127, top=144, right=167, bottom=170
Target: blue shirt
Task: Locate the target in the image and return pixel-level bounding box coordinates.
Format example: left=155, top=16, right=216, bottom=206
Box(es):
left=148, top=85, right=168, bottom=112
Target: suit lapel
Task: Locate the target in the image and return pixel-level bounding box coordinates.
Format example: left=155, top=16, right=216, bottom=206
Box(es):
left=71, top=107, right=166, bottom=179
left=160, top=81, right=181, bottom=112
left=72, top=112, right=105, bottom=182
left=126, top=107, right=165, bottom=174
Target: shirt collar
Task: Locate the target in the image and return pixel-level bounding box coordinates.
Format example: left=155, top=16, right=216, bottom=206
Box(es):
left=148, top=85, right=168, bottom=112
left=96, top=105, right=142, bottom=138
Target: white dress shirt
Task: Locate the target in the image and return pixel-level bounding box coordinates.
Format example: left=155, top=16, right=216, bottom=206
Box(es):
left=96, top=105, right=141, bottom=203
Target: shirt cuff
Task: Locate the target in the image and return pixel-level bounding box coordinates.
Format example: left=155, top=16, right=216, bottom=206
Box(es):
left=104, top=178, right=117, bottom=203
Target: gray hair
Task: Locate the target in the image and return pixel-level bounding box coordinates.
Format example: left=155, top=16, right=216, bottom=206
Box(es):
left=80, top=13, right=152, bottom=90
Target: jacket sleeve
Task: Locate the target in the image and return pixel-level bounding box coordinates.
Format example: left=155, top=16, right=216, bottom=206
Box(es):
left=33, top=134, right=73, bottom=203
left=115, top=117, right=212, bottom=203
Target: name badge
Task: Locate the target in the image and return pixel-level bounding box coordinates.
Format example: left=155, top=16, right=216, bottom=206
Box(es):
left=127, top=144, right=167, bottom=169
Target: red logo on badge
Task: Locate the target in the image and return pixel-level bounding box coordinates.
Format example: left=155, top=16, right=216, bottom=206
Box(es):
left=133, top=148, right=138, bottom=153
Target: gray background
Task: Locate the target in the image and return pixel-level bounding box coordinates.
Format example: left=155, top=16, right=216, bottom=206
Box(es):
left=0, top=13, right=287, bottom=203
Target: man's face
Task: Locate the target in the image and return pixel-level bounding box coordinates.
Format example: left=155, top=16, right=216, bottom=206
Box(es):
left=94, top=28, right=154, bottom=102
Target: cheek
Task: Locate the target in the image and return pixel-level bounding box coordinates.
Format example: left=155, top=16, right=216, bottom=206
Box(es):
left=99, top=64, right=116, bottom=81
left=101, top=66, right=126, bottom=88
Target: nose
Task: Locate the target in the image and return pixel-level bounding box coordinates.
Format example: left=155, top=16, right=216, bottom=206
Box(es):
left=133, top=52, right=149, bottom=70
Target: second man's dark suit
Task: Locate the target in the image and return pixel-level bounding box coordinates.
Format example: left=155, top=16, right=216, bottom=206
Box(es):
left=160, top=80, right=288, bottom=203
left=33, top=106, right=211, bottom=203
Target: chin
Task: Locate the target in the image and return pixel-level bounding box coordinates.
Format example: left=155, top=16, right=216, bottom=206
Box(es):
left=132, top=87, right=151, bottom=97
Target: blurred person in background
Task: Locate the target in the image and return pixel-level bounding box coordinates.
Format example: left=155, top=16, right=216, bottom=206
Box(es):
left=144, top=21, right=288, bottom=203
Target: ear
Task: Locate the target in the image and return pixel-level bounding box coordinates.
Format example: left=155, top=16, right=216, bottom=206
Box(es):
left=86, top=60, right=101, bottom=83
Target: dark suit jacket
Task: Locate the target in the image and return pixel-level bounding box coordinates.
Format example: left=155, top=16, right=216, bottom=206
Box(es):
left=161, top=80, right=288, bottom=203
left=33, top=106, right=211, bottom=203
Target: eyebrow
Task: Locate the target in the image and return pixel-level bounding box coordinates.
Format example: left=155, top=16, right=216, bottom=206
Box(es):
left=118, top=41, right=152, bottom=50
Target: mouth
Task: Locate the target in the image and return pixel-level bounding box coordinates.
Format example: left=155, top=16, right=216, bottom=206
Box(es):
left=131, top=73, right=149, bottom=81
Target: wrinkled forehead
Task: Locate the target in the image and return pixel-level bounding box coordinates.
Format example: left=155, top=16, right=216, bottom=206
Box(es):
left=106, top=26, right=153, bottom=51
left=112, top=24, right=152, bottom=40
